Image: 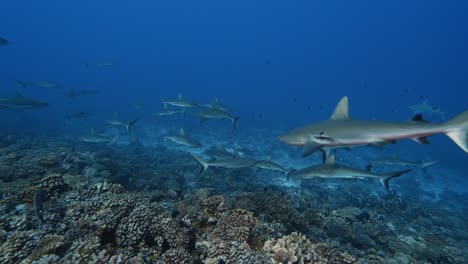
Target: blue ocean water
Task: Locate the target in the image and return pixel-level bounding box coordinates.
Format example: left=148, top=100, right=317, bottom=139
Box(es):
left=3, top=1, right=466, bottom=178
left=1, top=0, right=467, bottom=263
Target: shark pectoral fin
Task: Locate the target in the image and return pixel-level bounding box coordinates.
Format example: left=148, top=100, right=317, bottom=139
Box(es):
left=369, top=140, right=395, bottom=150
left=421, top=160, right=440, bottom=174
left=301, top=141, right=321, bottom=157
left=368, top=142, right=384, bottom=149
left=324, top=154, right=336, bottom=165
left=126, top=118, right=139, bottom=133
left=412, top=137, right=430, bottom=144
left=319, top=148, right=330, bottom=163
left=107, top=135, right=120, bottom=147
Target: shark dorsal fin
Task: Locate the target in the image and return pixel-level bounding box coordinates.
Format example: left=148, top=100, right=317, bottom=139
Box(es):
left=15, top=92, right=24, bottom=98
left=178, top=93, right=183, bottom=99
left=179, top=128, right=185, bottom=136
left=329, top=96, right=350, bottom=120
left=325, top=154, right=336, bottom=165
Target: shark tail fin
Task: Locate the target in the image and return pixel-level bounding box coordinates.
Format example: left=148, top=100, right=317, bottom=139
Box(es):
left=421, top=160, right=440, bottom=173
left=444, top=111, right=468, bottom=153
left=188, top=152, right=209, bottom=174
left=380, top=169, right=412, bottom=190
left=286, top=169, right=297, bottom=180
left=16, top=80, right=28, bottom=88
left=161, top=98, right=167, bottom=109
left=232, top=116, right=240, bottom=129
left=126, top=119, right=139, bottom=133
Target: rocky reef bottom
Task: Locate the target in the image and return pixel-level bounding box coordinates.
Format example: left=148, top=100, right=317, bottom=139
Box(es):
left=0, top=136, right=467, bottom=263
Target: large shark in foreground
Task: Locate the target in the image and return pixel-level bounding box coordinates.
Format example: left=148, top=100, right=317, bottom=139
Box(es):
left=0, top=92, right=48, bottom=110
left=289, top=155, right=412, bottom=190
left=278, top=96, right=468, bottom=159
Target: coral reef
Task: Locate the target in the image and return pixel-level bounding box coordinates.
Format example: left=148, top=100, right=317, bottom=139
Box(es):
left=0, top=137, right=467, bottom=263
left=208, top=209, right=256, bottom=243
left=264, top=232, right=357, bottom=264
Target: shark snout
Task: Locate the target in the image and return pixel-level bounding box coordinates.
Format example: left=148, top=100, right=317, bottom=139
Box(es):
left=277, top=135, right=289, bottom=143
left=277, top=134, right=303, bottom=146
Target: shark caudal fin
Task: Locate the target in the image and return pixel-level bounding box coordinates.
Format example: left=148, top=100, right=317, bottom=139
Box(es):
left=421, top=160, right=440, bottom=173
left=380, top=169, right=412, bottom=190
left=444, top=111, right=468, bottom=153
left=161, top=98, right=168, bottom=109
left=232, top=117, right=240, bottom=129
left=286, top=169, right=297, bottom=180
left=126, top=119, right=139, bottom=133
left=188, top=152, right=210, bottom=173
left=15, top=80, right=28, bottom=89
